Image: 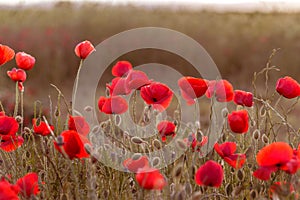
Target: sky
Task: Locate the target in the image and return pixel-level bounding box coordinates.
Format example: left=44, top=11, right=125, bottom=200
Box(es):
left=1, top=0, right=300, bottom=12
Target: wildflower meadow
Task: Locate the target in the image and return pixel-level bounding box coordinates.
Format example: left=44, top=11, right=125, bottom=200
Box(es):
left=1, top=3, right=300, bottom=200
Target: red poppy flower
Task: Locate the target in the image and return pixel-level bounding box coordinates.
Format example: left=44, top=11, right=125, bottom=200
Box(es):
left=214, top=142, right=246, bottom=169
left=157, top=121, right=176, bottom=142
left=140, top=82, right=173, bottom=112
left=257, top=142, right=293, bottom=167
left=0, top=115, right=19, bottom=141
left=54, top=130, right=90, bottom=160
left=0, top=179, right=19, bottom=200
left=195, top=160, right=223, bottom=187
left=0, top=136, right=24, bottom=152
left=178, top=76, right=208, bottom=105
left=7, top=68, right=26, bottom=82
left=112, top=61, right=132, bottom=77
left=0, top=44, right=15, bottom=66
left=68, top=116, right=90, bottom=136
left=74, top=40, right=95, bottom=59
left=106, top=77, right=131, bottom=96
left=125, top=70, right=151, bottom=90
left=269, top=182, right=296, bottom=199
left=253, top=142, right=294, bottom=180
left=228, top=110, right=249, bottom=134
left=32, top=119, right=54, bottom=136
left=135, top=167, right=167, bottom=190
left=15, top=173, right=39, bottom=198
left=253, top=166, right=278, bottom=181
left=276, top=76, right=300, bottom=99
left=233, top=90, right=253, bottom=107
left=98, top=96, right=128, bottom=114
left=206, top=80, right=234, bottom=102
left=123, top=156, right=149, bottom=172
left=15, top=52, right=35, bottom=70
left=184, top=133, right=208, bottom=152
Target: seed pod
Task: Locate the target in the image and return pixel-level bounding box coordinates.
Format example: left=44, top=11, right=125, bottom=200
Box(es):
left=252, top=129, right=260, bottom=140
left=185, top=182, right=192, bottom=195
left=114, top=115, right=121, bottom=126
left=84, top=106, right=93, bottom=112
left=250, top=189, right=258, bottom=199
left=24, top=127, right=32, bottom=135
left=262, top=134, right=269, bottom=144
left=221, top=107, right=229, bottom=118
left=232, top=185, right=244, bottom=197
left=259, top=106, right=267, bottom=117
left=152, top=139, right=162, bottom=150
left=236, top=169, right=244, bottom=181
left=152, top=157, right=161, bottom=168
left=15, top=115, right=23, bottom=124
left=196, top=130, right=203, bottom=141
left=132, top=153, right=142, bottom=160
left=250, top=119, right=256, bottom=127
left=172, top=165, right=183, bottom=178
left=131, top=136, right=144, bottom=144
left=175, top=190, right=186, bottom=200
left=91, top=126, right=100, bottom=134
left=55, top=107, right=60, bottom=117
left=225, top=183, right=233, bottom=196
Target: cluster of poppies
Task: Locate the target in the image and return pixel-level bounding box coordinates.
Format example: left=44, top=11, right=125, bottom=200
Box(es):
left=2, top=39, right=300, bottom=196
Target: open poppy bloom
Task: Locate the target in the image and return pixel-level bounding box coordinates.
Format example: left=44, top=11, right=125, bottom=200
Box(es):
left=157, top=121, right=176, bottom=142
left=228, top=110, right=249, bottom=134
left=178, top=76, right=208, bottom=105
left=74, top=40, right=95, bottom=59
left=184, top=133, right=208, bottom=152
left=0, top=136, right=24, bottom=152
left=214, top=142, right=246, bottom=169
left=68, top=115, right=90, bottom=136
left=32, top=118, right=54, bottom=136
left=106, top=77, right=131, bottom=96
left=281, top=148, right=300, bottom=174
left=253, top=142, right=294, bottom=180
left=205, top=79, right=234, bottom=102
left=54, top=130, right=90, bottom=160
left=135, top=167, right=167, bottom=190
left=0, top=178, right=19, bottom=200
left=0, top=115, right=19, bottom=141
left=7, top=68, right=26, bottom=83
left=0, top=44, right=15, bottom=66
left=15, top=52, right=35, bottom=70
left=195, top=160, right=223, bottom=187
left=123, top=156, right=149, bottom=172
left=125, top=70, right=151, bottom=90
left=15, top=173, right=39, bottom=198
left=140, top=82, right=173, bottom=112
left=233, top=90, right=253, bottom=107
left=98, top=96, right=128, bottom=114
left=112, top=61, right=132, bottom=77
left=276, top=76, right=300, bottom=99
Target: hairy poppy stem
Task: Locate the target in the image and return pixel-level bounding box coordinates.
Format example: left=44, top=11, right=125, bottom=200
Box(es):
left=20, top=90, right=24, bottom=132
left=73, top=59, right=83, bottom=110
left=13, top=81, right=19, bottom=117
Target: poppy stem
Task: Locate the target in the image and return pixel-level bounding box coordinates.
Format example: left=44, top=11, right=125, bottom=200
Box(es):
left=20, top=90, right=24, bottom=132
left=73, top=59, right=83, bottom=110
left=13, top=81, right=19, bottom=117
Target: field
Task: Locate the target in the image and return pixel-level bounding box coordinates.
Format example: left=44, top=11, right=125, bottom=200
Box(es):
left=1, top=2, right=300, bottom=200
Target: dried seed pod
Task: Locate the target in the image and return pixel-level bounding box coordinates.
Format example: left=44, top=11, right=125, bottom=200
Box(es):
left=252, top=129, right=260, bottom=140
left=221, top=107, right=229, bottom=118
left=24, top=127, right=32, bottom=135
left=225, top=183, right=233, bottom=196
left=91, top=125, right=100, bottom=134
left=262, top=134, right=269, bottom=144
left=131, top=136, right=144, bottom=144
left=175, top=190, right=186, bottom=200
left=172, top=165, right=183, bottom=178
left=114, top=114, right=121, bottom=126
left=132, top=153, right=142, bottom=160
left=236, top=169, right=244, bottom=181
left=56, top=136, right=64, bottom=146
left=15, top=115, right=23, bottom=124
left=185, top=182, right=193, bottom=195
left=152, top=139, right=162, bottom=150
left=259, top=106, right=267, bottom=117
left=250, top=119, right=256, bottom=127
left=250, top=189, right=258, bottom=199
left=151, top=157, right=161, bottom=168
left=170, top=183, right=175, bottom=196
left=196, top=129, right=203, bottom=141
left=232, top=185, right=244, bottom=197
left=84, top=106, right=93, bottom=112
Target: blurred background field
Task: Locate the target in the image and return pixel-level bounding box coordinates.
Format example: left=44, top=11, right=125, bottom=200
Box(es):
left=1, top=1, right=300, bottom=113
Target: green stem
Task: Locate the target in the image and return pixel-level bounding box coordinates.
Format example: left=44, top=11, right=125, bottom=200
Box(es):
left=73, top=59, right=83, bottom=111
left=13, top=82, right=19, bottom=117
left=20, top=90, right=24, bottom=132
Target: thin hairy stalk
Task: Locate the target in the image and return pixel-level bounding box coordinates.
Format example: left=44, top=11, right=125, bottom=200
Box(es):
left=72, top=59, right=83, bottom=110
left=13, top=82, right=19, bottom=117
